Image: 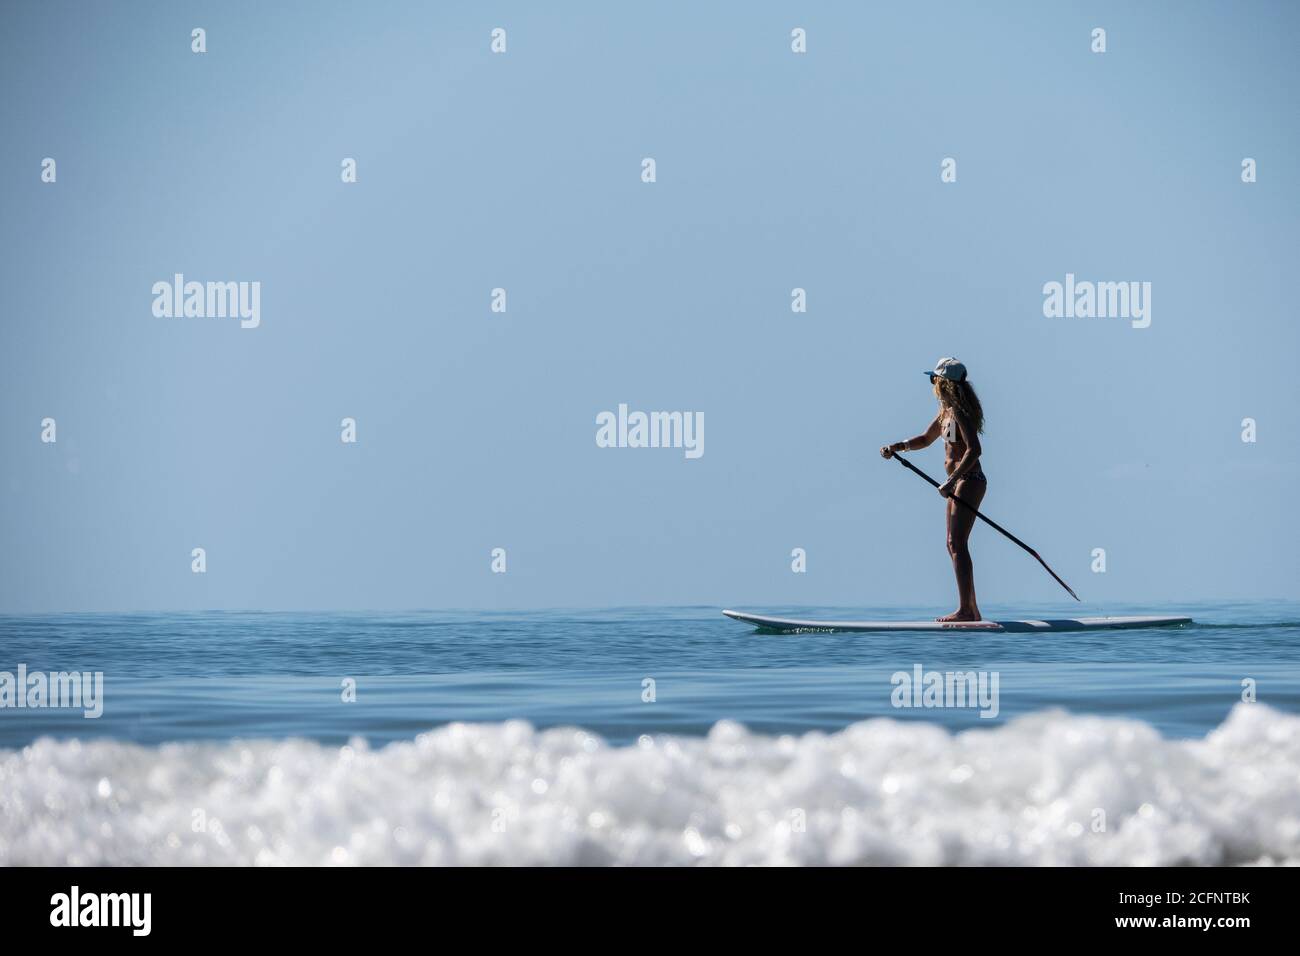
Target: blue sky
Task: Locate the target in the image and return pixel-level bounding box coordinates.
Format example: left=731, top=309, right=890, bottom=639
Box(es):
left=1, top=1, right=1296, bottom=611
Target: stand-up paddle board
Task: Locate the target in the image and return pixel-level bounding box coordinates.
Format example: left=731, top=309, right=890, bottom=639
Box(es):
left=722, top=610, right=1192, bottom=634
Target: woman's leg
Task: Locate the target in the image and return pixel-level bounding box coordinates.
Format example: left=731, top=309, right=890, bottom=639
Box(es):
left=937, top=478, right=986, bottom=622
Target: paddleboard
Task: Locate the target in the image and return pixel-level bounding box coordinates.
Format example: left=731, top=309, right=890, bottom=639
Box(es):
left=721, top=610, right=1192, bottom=634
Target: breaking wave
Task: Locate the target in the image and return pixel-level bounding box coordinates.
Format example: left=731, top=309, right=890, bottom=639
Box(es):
left=2, top=703, right=1297, bottom=865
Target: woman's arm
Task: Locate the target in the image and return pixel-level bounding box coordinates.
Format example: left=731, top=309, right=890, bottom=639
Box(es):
left=938, top=409, right=982, bottom=493
left=880, top=413, right=942, bottom=458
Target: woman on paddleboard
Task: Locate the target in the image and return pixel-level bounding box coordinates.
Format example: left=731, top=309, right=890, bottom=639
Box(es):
left=880, top=358, right=986, bottom=622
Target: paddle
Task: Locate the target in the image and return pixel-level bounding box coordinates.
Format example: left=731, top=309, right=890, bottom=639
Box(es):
left=889, top=452, right=1080, bottom=602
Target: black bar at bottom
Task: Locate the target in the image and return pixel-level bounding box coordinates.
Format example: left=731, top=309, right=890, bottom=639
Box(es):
left=0, top=865, right=1279, bottom=942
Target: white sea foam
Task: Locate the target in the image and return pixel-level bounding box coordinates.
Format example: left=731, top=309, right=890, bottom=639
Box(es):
left=2, top=704, right=1298, bottom=866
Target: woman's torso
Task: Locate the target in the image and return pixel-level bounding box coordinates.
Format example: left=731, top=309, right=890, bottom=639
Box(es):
left=942, top=410, right=985, bottom=481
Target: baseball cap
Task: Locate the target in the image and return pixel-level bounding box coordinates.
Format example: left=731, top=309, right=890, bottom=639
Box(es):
left=924, top=357, right=967, bottom=383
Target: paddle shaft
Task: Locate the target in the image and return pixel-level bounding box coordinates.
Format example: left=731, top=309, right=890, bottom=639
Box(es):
left=890, top=452, right=1080, bottom=602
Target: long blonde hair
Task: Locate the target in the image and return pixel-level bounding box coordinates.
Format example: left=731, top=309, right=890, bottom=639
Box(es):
left=934, top=378, right=984, bottom=434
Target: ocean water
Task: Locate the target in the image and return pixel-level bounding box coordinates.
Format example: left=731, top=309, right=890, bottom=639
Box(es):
left=2, top=601, right=1299, bottom=865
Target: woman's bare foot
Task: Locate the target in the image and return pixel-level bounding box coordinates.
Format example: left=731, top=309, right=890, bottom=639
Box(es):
left=936, top=609, right=981, bottom=622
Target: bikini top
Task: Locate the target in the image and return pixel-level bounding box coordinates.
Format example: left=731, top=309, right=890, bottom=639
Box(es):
left=942, top=412, right=961, bottom=445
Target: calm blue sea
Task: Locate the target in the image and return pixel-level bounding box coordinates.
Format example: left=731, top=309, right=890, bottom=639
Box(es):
left=2, top=600, right=1297, bottom=747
